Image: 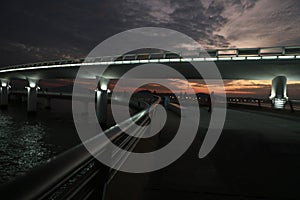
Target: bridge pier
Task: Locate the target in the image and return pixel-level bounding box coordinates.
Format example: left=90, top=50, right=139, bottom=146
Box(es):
left=96, top=77, right=110, bottom=128
left=26, top=80, right=39, bottom=113
left=0, top=80, right=9, bottom=108
left=269, top=76, right=288, bottom=109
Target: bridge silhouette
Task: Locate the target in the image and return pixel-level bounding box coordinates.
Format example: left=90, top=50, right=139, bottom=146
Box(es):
left=1, top=46, right=300, bottom=200
left=0, top=45, right=300, bottom=79
left=0, top=45, right=299, bottom=113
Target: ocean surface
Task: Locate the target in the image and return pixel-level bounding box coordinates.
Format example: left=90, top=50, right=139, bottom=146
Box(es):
left=0, top=99, right=81, bottom=184
left=0, top=97, right=133, bottom=185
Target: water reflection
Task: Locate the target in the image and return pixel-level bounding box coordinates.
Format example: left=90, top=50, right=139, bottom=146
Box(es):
left=0, top=113, right=55, bottom=183
left=0, top=100, right=79, bottom=184
left=0, top=99, right=134, bottom=184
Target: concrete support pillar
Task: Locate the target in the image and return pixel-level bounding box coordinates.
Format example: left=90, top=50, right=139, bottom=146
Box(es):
left=0, top=80, right=9, bottom=108
left=96, top=77, right=110, bottom=128
left=26, top=80, right=39, bottom=113
left=269, top=76, right=288, bottom=109
left=258, top=99, right=262, bottom=108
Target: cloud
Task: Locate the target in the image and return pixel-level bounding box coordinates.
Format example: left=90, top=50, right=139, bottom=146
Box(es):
left=217, top=0, right=300, bottom=47
left=0, top=0, right=299, bottom=66
left=121, top=0, right=233, bottom=48
left=0, top=0, right=124, bottom=65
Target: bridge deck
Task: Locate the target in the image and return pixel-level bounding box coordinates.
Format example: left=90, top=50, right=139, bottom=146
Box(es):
left=105, top=108, right=300, bottom=200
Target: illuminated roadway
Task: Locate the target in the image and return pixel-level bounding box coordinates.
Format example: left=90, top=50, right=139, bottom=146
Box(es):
left=105, top=107, right=300, bottom=200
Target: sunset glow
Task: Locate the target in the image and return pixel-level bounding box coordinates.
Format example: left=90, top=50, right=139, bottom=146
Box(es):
left=35, top=78, right=300, bottom=99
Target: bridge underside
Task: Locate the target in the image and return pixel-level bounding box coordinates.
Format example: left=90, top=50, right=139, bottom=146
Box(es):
left=0, top=59, right=300, bottom=81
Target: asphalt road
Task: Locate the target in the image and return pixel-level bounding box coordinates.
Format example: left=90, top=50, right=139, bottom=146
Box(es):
left=106, top=107, right=300, bottom=200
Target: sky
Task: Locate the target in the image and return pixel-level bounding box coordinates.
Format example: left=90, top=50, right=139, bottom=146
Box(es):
left=1, top=0, right=300, bottom=98
left=1, top=0, right=300, bottom=65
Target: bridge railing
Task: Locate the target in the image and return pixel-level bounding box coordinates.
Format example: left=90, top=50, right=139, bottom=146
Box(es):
left=0, top=95, right=161, bottom=200
left=2, top=45, right=300, bottom=71
left=227, top=97, right=267, bottom=108
left=227, top=97, right=300, bottom=112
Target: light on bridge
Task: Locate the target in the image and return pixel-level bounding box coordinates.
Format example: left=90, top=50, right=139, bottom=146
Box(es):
left=100, top=85, right=108, bottom=91
left=29, top=82, right=37, bottom=88
left=232, top=57, right=246, bottom=60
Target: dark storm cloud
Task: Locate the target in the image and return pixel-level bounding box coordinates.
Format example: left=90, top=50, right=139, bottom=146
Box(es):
left=0, top=0, right=126, bottom=65
left=120, top=0, right=259, bottom=48
left=1, top=0, right=300, bottom=66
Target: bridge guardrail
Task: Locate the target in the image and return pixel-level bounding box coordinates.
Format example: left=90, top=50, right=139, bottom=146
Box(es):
left=227, top=97, right=299, bottom=112
left=0, top=95, right=161, bottom=200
